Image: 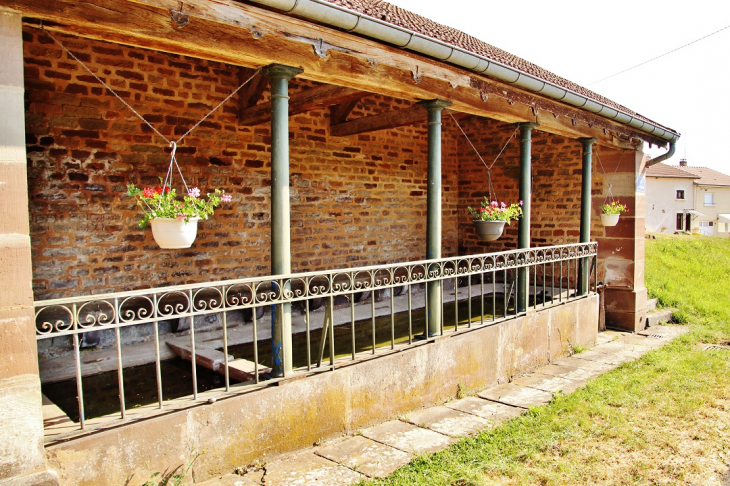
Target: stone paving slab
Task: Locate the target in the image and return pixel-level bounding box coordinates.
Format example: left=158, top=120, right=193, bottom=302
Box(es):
left=196, top=473, right=260, bottom=486
left=512, top=373, right=584, bottom=395
left=595, top=331, right=621, bottom=345
left=535, top=359, right=613, bottom=382
left=257, top=451, right=363, bottom=486
left=477, top=383, right=554, bottom=409
left=570, top=348, right=637, bottom=365
left=361, top=420, right=455, bottom=455
left=316, top=435, right=411, bottom=479
left=614, top=334, right=665, bottom=347
left=639, top=325, right=686, bottom=339
left=444, top=396, right=524, bottom=423
left=405, top=405, right=491, bottom=438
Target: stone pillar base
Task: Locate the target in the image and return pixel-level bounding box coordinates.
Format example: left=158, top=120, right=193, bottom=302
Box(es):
left=604, top=287, right=647, bottom=333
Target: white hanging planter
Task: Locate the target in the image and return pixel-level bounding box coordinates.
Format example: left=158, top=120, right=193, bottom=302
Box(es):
left=472, top=220, right=506, bottom=241
left=150, top=218, right=199, bottom=249
left=600, top=213, right=620, bottom=227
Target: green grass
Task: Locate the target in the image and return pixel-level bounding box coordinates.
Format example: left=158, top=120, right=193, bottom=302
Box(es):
left=359, top=234, right=730, bottom=486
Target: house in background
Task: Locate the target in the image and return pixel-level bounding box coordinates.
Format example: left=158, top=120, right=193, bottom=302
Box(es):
left=645, top=162, right=700, bottom=233
left=646, top=159, right=730, bottom=237
left=681, top=162, right=730, bottom=236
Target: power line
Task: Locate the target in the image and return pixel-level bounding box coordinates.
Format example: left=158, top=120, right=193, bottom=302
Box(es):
left=588, top=23, right=730, bottom=86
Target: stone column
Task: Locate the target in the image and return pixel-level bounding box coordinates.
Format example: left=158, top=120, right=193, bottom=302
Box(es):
left=595, top=147, right=648, bottom=332
left=0, top=9, right=59, bottom=485
left=578, top=138, right=597, bottom=295
left=517, top=122, right=537, bottom=312
left=418, top=99, right=451, bottom=337
left=263, top=64, right=302, bottom=377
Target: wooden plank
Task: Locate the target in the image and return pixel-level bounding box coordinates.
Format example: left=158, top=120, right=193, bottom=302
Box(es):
left=331, top=105, right=425, bottom=137
left=166, top=341, right=227, bottom=373
left=9, top=0, right=657, bottom=148
left=240, top=84, right=367, bottom=126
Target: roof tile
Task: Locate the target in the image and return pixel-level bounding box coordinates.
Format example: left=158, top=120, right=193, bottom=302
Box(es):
left=321, top=0, right=667, bottom=129
left=646, top=163, right=699, bottom=179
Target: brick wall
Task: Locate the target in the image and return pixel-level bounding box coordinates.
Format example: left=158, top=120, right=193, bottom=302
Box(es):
left=23, top=29, right=460, bottom=300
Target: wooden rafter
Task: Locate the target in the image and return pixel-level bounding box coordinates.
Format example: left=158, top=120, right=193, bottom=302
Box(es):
left=331, top=106, right=425, bottom=137
left=329, top=98, right=361, bottom=125
left=237, top=68, right=267, bottom=119
left=239, top=84, right=367, bottom=126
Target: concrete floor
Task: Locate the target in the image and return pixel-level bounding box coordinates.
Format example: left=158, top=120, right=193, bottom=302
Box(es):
left=199, top=324, right=688, bottom=486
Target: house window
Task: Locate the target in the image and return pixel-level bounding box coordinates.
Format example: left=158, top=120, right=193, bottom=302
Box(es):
left=705, top=192, right=715, bottom=206
left=676, top=213, right=684, bottom=231
left=676, top=189, right=685, bottom=200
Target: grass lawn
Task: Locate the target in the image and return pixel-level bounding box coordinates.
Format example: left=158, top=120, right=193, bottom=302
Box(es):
left=360, top=234, right=730, bottom=486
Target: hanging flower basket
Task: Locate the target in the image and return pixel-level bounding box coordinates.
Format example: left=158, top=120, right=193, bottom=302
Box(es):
left=599, top=200, right=628, bottom=227
left=150, top=217, right=200, bottom=249
left=472, top=220, right=507, bottom=241
left=127, top=183, right=232, bottom=249
left=468, top=198, right=523, bottom=241
left=600, top=213, right=620, bottom=227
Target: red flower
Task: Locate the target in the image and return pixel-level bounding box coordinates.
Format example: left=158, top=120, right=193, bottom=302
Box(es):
left=142, top=187, right=155, bottom=198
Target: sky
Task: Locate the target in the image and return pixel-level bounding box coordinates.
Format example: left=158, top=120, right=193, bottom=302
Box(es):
left=386, top=0, right=730, bottom=173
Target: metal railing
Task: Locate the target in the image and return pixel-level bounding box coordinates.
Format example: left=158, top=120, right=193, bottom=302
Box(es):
left=35, top=242, right=597, bottom=433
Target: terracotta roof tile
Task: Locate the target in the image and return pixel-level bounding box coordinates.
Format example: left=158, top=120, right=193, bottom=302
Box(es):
left=320, top=0, right=665, bottom=129
left=678, top=166, right=730, bottom=186
left=646, top=163, right=699, bottom=179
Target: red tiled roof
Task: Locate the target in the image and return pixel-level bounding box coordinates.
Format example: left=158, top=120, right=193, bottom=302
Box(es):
left=321, top=0, right=665, bottom=129
left=646, top=163, right=699, bottom=179
left=678, top=166, right=730, bottom=187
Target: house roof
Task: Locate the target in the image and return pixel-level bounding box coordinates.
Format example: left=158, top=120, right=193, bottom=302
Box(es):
left=645, top=163, right=699, bottom=179
left=678, top=166, right=730, bottom=187
left=319, top=0, right=674, bottom=135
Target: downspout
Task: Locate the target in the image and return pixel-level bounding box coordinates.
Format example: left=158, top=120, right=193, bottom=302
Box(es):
left=645, top=141, right=676, bottom=167
left=248, top=0, right=680, bottom=144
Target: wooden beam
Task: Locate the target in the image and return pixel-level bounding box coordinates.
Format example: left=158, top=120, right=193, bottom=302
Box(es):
left=330, top=98, right=360, bottom=125
left=240, top=84, right=366, bottom=126
left=331, top=106, right=425, bottom=137
left=8, top=0, right=660, bottom=148
left=237, top=68, right=267, bottom=120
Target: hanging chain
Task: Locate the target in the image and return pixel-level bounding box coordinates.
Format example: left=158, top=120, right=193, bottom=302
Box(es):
left=447, top=110, right=518, bottom=203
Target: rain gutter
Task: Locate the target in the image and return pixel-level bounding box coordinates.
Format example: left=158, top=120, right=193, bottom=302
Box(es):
left=248, top=0, right=680, bottom=144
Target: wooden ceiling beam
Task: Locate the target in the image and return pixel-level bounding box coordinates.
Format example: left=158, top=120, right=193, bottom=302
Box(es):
left=239, top=84, right=366, bottom=126
left=330, top=98, right=361, bottom=125
left=237, top=68, right=267, bottom=118
left=7, top=0, right=656, bottom=148
left=331, top=106, right=425, bottom=137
